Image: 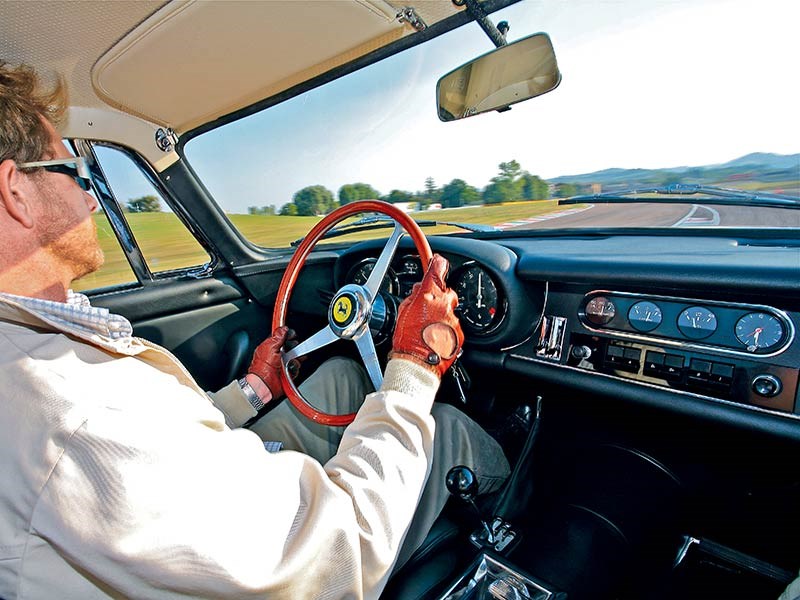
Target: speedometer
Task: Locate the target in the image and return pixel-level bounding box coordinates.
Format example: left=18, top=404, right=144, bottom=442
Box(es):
left=451, top=263, right=504, bottom=334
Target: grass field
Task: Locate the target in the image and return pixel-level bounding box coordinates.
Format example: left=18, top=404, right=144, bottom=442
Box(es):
left=74, top=200, right=567, bottom=291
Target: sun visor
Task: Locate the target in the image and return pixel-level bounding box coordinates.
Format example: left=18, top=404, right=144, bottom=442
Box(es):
left=92, top=0, right=406, bottom=133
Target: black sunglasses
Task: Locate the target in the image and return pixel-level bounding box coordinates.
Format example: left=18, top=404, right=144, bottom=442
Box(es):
left=17, top=157, right=93, bottom=192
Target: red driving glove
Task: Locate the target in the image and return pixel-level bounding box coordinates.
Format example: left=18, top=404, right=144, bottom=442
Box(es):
left=390, top=254, right=465, bottom=378
left=248, top=326, right=297, bottom=401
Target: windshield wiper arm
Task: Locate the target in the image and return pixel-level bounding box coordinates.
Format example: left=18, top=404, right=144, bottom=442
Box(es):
left=290, top=214, right=498, bottom=247
left=559, top=183, right=800, bottom=209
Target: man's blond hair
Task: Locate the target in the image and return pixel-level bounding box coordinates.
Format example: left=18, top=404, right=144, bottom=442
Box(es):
left=0, top=61, right=66, bottom=164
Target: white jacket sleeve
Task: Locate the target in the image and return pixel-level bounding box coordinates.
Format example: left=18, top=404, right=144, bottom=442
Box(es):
left=30, top=359, right=438, bottom=599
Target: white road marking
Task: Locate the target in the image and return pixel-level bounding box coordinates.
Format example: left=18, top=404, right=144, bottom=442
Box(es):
left=672, top=204, right=721, bottom=227
left=495, top=204, right=595, bottom=230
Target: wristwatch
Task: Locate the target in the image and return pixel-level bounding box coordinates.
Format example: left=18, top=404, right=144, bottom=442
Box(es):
left=238, top=377, right=265, bottom=412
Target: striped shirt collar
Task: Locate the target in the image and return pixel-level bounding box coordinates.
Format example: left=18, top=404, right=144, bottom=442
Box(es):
left=0, top=290, right=133, bottom=340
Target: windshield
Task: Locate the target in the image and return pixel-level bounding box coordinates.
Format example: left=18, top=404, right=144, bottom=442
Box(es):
left=184, top=0, right=800, bottom=248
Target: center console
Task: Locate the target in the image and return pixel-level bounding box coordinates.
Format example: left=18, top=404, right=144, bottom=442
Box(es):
left=438, top=552, right=565, bottom=600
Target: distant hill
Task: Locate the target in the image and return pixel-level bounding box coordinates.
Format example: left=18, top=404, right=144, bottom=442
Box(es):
left=549, top=152, right=800, bottom=194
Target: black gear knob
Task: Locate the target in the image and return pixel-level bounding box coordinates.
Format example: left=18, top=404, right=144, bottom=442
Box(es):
left=446, top=465, right=479, bottom=501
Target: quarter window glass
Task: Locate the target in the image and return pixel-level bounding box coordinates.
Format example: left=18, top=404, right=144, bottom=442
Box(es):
left=93, top=145, right=210, bottom=276
left=72, top=207, right=137, bottom=292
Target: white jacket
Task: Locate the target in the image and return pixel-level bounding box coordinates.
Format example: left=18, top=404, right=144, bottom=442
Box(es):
left=0, top=295, right=438, bottom=599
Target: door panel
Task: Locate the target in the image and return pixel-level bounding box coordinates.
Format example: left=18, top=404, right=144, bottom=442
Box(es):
left=91, top=276, right=271, bottom=391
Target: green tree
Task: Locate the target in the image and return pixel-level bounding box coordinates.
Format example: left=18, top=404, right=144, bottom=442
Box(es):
left=279, top=203, right=298, bottom=216
left=383, top=189, right=415, bottom=205
left=520, top=173, right=549, bottom=200
left=292, top=185, right=336, bottom=216
left=248, top=205, right=276, bottom=215
left=483, top=160, right=525, bottom=204
left=126, top=195, right=161, bottom=213
left=498, top=160, right=522, bottom=182
left=440, top=178, right=481, bottom=208
left=338, top=183, right=380, bottom=205
left=424, top=177, right=439, bottom=202
left=553, top=182, right=579, bottom=198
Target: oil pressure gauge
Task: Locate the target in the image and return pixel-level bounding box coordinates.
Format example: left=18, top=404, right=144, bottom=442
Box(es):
left=735, top=312, right=784, bottom=352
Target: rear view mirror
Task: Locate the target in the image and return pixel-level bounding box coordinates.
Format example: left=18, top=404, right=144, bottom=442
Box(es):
left=437, top=33, right=561, bottom=122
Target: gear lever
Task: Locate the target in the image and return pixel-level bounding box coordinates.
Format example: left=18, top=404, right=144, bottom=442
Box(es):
left=446, top=465, right=518, bottom=551
left=446, top=465, right=495, bottom=544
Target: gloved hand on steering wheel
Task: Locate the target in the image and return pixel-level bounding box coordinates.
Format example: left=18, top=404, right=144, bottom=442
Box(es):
left=246, top=326, right=299, bottom=403
left=389, top=254, right=464, bottom=378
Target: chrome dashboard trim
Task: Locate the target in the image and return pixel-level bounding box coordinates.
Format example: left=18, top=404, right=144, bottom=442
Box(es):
left=508, top=352, right=800, bottom=422
left=578, top=290, right=796, bottom=359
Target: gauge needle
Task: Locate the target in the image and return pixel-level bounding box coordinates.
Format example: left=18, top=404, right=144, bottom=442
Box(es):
left=476, top=272, right=483, bottom=308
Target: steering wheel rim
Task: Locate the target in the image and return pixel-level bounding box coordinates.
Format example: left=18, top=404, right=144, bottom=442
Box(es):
left=272, top=200, right=433, bottom=426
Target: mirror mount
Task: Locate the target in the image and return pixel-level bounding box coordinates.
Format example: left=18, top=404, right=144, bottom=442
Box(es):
left=453, top=0, right=508, bottom=48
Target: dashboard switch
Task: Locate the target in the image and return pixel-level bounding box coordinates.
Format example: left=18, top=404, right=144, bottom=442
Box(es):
left=709, top=362, right=735, bottom=386
left=689, top=359, right=713, bottom=378
left=605, top=344, right=640, bottom=373
left=662, top=354, right=684, bottom=380
left=644, top=351, right=665, bottom=377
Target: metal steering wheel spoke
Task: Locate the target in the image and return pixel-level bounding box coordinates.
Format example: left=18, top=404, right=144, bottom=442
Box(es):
left=283, top=324, right=338, bottom=363
left=363, top=223, right=404, bottom=301
left=354, top=326, right=383, bottom=391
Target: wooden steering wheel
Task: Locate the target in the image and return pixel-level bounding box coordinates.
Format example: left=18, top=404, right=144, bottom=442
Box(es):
left=272, top=200, right=433, bottom=426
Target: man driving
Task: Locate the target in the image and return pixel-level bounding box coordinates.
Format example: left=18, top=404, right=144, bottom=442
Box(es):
left=0, top=62, right=508, bottom=599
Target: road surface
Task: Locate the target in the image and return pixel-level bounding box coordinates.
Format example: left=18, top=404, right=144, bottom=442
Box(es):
left=502, top=202, right=800, bottom=230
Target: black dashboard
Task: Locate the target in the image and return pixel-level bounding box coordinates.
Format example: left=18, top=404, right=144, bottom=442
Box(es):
left=333, top=231, right=800, bottom=434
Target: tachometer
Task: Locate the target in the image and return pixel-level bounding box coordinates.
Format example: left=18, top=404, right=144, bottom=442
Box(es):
left=346, top=258, right=399, bottom=295
left=452, top=263, right=504, bottom=334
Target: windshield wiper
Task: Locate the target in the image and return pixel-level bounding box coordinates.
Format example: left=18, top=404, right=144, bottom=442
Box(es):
left=559, top=183, right=800, bottom=209
left=290, top=214, right=498, bottom=247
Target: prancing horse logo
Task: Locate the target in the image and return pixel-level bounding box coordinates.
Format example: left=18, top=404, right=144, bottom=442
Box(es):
left=333, top=295, right=353, bottom=324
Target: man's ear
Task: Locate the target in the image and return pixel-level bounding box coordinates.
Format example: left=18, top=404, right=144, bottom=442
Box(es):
left=0, top=159, right=35, bottom=229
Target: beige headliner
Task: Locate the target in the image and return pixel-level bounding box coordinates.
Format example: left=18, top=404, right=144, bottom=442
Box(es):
left=1, top=0, right=467, bottom=170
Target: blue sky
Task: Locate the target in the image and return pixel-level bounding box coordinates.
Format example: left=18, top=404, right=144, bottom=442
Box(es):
left=106, top=0, right=800, bottom=214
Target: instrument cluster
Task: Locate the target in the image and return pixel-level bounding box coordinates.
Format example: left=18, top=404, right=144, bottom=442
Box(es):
left=344, top=255, right=507, bottom=335
left=580, top=291, right=794, bottom=356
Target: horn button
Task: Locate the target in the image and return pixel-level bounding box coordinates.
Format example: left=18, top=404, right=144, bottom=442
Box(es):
left=329, top=284, right=371, bottom=339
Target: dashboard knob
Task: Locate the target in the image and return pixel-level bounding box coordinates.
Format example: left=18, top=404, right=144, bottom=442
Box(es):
left=752, top=374, right=782, bottom=398
left=571, top=345, right=592, bottom=359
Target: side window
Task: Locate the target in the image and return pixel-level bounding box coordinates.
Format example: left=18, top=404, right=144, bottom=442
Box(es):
left=72, top=145, right=211, bottom=293
left=72, top=206, right=138, bottom=292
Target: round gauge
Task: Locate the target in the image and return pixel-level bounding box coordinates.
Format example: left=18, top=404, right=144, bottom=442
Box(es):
left=398, top=255, right=422, bottom=277
left=628, top=301, right=662, bottom=332
left=452, top=264, right=503, bottom=333
left=585, top=296, right=616, bottom=325
left=735, top=312, right=784, bottom=352
left=677, top=306, right=717, bottom=339
left=346, top=259, right=399, bottom=295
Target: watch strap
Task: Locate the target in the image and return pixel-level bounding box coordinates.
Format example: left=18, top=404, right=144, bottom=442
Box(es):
left=238, top=377, right=265, bottom=412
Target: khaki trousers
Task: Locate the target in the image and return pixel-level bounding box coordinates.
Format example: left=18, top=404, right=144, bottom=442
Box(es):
left=249, top=357, right=510, bottom=568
